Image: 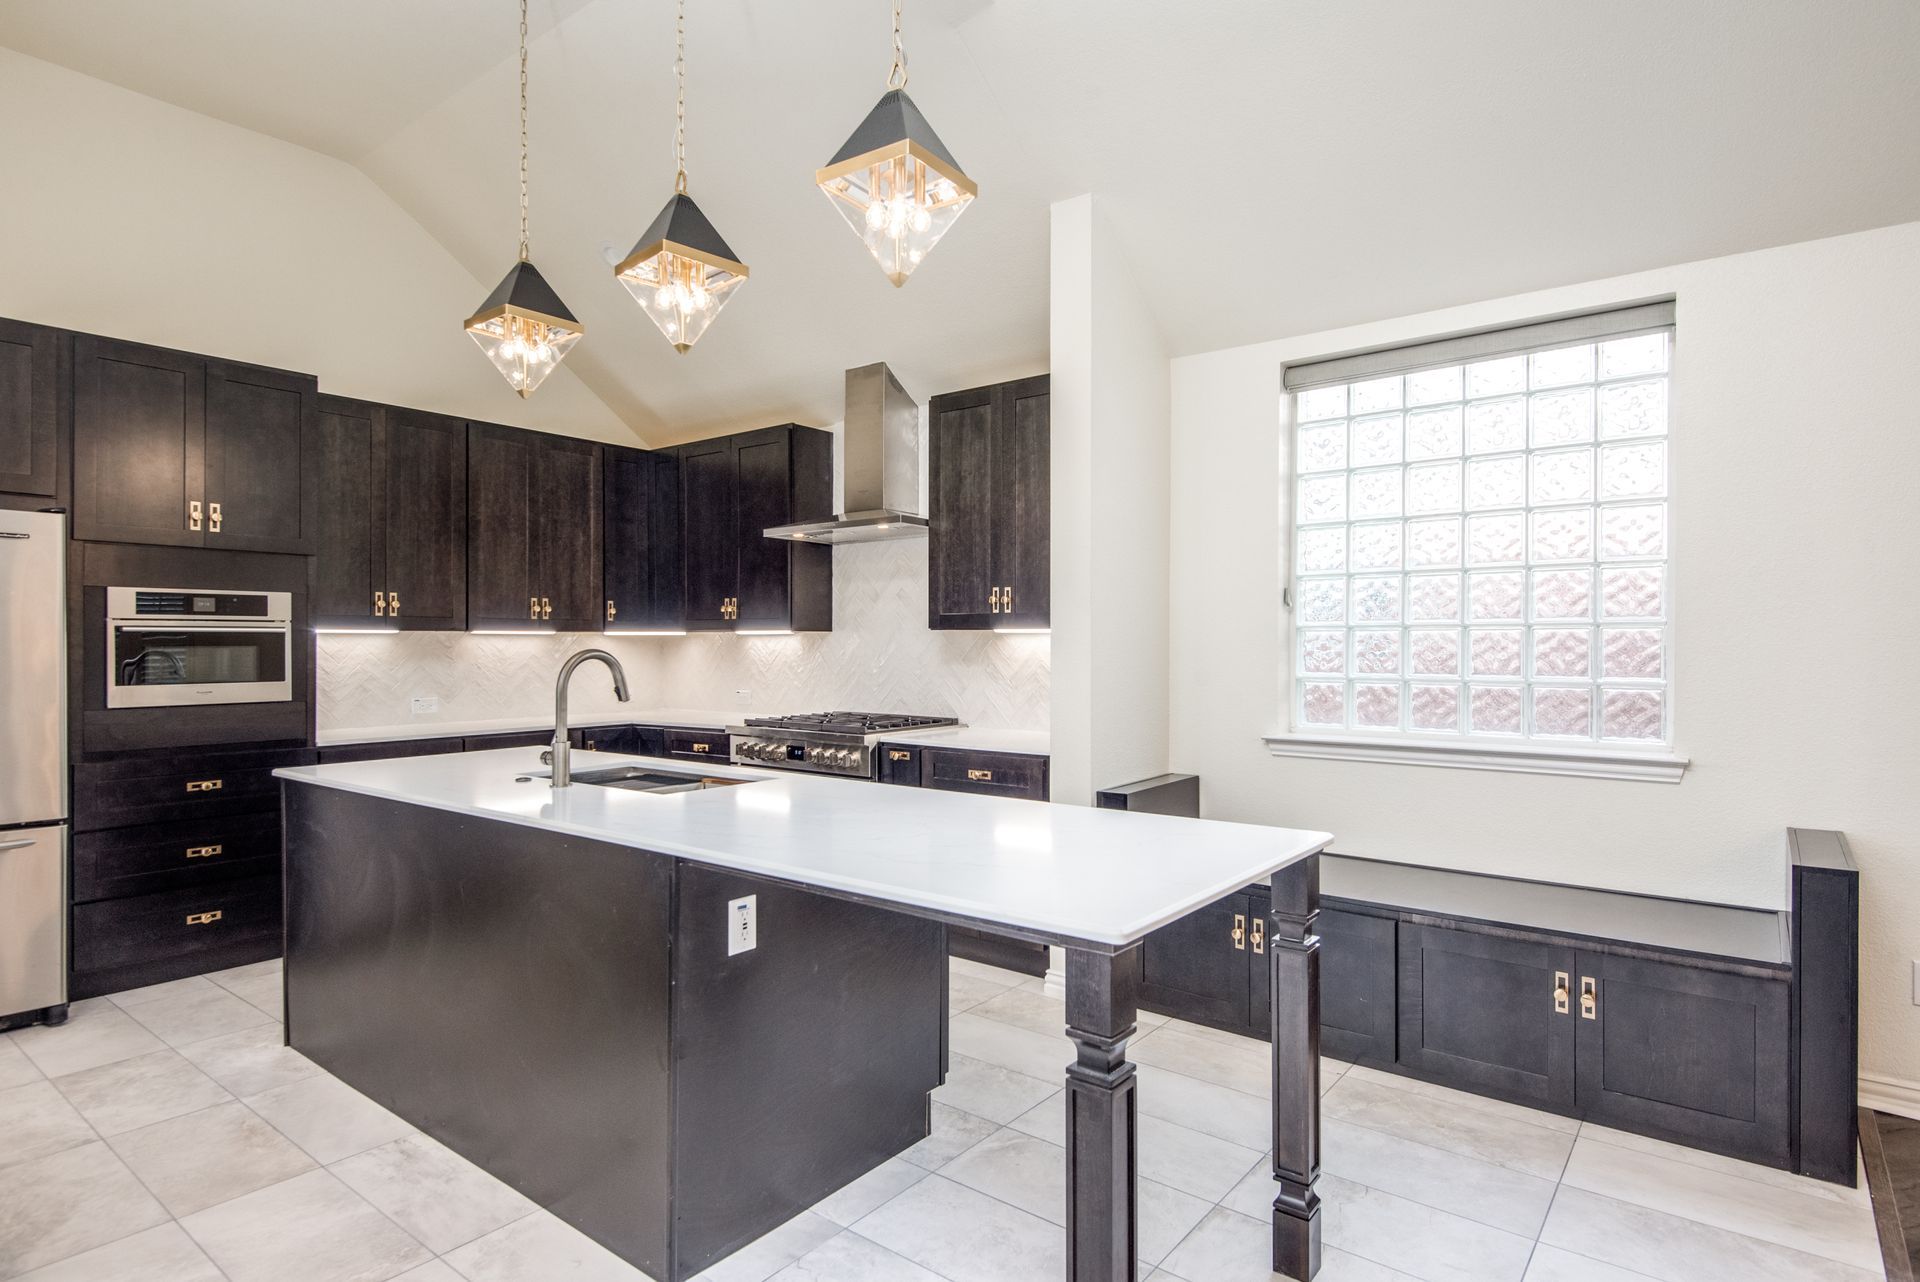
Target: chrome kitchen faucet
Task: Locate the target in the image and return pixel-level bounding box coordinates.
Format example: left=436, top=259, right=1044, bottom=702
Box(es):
left=550, top=649, right=631, bottom=787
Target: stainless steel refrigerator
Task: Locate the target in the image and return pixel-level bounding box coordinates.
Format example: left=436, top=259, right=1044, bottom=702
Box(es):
left=0, top=509, right=67, bottom=1027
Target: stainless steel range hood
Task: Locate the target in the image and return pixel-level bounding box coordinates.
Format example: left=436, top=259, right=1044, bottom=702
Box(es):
left=764, top=363, right=925, bottom=544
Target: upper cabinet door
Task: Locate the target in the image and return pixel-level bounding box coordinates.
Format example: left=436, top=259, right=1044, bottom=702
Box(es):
left=0, top=318, right=60, bottom=498
left=926, top=375, right=1049, bottom=630
left=532, top=434, right=600, bottom=632
left=381, top=408, right=467, bottom=631
left=603, top=445, right=650, bottom=630
left=312, top=396, right=379, bottom=625
left=927, top=385, right=996, bottom=628
left=679, top=437, right=735, bottom=632
left=466, top=423, right=538, bottom=628
left=202, top=361, right=318, bottom=554
left=732, top=428, right=796, bottom=630
left=72, top=336, right=206, bottom=547
left=990, top=376, right=1049, bottom=628
left=604, top=446, right=684, bottom=632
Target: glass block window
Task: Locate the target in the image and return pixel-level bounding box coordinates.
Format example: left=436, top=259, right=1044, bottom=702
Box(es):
left=1289, top=325, right=1671, bottom=745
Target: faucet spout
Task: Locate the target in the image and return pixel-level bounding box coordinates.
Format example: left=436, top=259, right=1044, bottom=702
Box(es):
left=551, top=649, right=632, bottom=788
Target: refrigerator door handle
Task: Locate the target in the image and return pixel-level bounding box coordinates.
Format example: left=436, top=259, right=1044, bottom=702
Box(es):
left=0, top=838, right=33, bottom=852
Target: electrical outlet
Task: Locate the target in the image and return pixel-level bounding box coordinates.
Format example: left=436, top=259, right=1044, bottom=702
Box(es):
left=410, top=696, right=439, bottom=715
left=734, top=688, right=752, bottom=707
left=728, top=895, right=757, bottom=956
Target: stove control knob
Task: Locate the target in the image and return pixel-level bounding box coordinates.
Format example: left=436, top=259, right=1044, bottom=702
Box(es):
left=807, top=747, right=823, bottom=763
left=746, top=742, right=765, bottom=760
left=837, top=750, right=856, bottom=768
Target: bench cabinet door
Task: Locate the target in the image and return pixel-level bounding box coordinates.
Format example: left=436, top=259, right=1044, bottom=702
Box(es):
left=1140, top=890, right=1254, bottom=1030
left=1320, top=908, right=1397, bottom=1065
left=1396, top=923, right=1577, bottom=1111
left=1573, top=951, right=1790, bottom=1164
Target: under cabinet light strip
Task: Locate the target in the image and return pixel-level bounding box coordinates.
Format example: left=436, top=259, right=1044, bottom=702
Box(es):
left=605, top=629, right=688, bottom=636
left=314, top=626, right=400, bottom=635
left=470, top=628, right=558, bottom=636
left=734, top=629, right=793, bottom=636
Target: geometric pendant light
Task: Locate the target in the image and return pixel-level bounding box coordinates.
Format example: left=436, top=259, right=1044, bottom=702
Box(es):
left=465, top=0, right=583, bottom=396
left=614, top=0, right=748, bottom=353
left=815, top=0, right=976, bottom=286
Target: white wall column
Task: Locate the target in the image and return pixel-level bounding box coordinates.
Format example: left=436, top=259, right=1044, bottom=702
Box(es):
left=1046, top=193, right=1175, bottom=993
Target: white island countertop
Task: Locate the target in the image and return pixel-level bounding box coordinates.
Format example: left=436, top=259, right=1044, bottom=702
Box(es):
left=276, top=747, right=1327, bottom=947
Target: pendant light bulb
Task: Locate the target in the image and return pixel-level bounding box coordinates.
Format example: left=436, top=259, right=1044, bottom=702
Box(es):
left=815, top=0, right=976, bottom=286
left=465, top=0, right=583, bottom=397
left=613, top=0, right=748, bottom=353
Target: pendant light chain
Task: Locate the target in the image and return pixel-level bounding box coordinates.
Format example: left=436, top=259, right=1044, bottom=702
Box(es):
left=517, top=0, right=531, bottom=260
left=887, top=0, right=908, bottom=90
left=673, top=0, right=688, bottom=193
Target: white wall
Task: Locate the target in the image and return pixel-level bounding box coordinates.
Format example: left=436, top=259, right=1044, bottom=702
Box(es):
left=0, top=49, right=633, bottom=443
left=1169, top=221, right=1920, bottom=1098
left=1049, top=195, right=1173, bottom=804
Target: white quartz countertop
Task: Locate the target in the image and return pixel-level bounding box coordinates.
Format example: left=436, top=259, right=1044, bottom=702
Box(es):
left=876, top=726, right=1050, bottom=756
left=317, top=708, right=740, bottom=747
left=276, top=748, right=1327, bottom=947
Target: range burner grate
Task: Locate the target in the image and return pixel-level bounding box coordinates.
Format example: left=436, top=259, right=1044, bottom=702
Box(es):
left=742, top=711, right=957, bottom=735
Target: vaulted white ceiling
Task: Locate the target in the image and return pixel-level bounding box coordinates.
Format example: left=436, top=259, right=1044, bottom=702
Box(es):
left=7, top=0, right=1920, bottom=443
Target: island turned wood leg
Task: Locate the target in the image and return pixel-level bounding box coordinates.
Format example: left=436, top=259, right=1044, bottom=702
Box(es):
left=1064, top=944, right=1142, bottom=1281
left=1269, top=856, right=1323, bottom=1280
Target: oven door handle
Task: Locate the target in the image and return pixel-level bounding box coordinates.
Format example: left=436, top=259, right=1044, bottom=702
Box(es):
left=109, top=624, right=290, bottom=632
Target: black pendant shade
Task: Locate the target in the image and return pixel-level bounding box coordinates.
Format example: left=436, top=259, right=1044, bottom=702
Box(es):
left=614, top=192, right=750, bottom=353
left=826, top=89, right=964, bottom=174
left=464, top=259, right=584, bottom=398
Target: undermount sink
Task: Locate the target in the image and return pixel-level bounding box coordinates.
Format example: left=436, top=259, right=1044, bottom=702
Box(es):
left=567, top=766, right=748, bottom=795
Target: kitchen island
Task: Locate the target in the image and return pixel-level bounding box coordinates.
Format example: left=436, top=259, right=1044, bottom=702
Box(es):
left=276, top=748, right=1332, bottom=1282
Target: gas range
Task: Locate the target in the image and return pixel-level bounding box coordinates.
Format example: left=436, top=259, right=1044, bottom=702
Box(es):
left=728, top=712, right=960, bottom=778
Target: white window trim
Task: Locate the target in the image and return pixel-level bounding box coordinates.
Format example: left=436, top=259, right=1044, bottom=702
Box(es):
left=1262, top=730, right=1688, bottom=783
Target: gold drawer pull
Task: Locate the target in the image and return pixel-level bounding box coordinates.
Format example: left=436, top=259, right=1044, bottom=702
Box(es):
left=1231, top=913, right=1247, bottom=950
left=888, top=749, right=912, bottom=762
left=966, top=768, right=993, bottom=782
left=185, top=779, right=224, bottom=793
left=1553, top=971, right=1570, bottom=1015
left=186, top=910, right=223, bottom=926
left=1250, top=916, right=1265, bottom=954
left=185, top=845, right=223, bottom=859
left=691, top=742, right=711, bottom=754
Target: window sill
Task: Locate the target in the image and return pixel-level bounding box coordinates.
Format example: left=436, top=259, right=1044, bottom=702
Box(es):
left=1262, top=732, right=1688, bottom=783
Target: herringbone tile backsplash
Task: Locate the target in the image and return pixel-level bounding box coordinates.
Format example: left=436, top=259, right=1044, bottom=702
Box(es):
left=318, top=541, right=1050, bottom=736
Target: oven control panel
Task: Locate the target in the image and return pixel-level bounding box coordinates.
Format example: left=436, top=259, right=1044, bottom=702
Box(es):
left=731, top=739, right=872, bottom=777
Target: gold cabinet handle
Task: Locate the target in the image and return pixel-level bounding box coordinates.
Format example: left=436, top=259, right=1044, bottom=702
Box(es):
left=1554, top=971, right=1570, bottom=1015
left=374, top=590, right=386, bottom=617
left=1003, top=584, right=1013, bottom=612
left=530, top=596, right=538, bottom=620
left=606, top=599, right=616, bottom=622
left=189, top=499, right=203, bottom=531
left=888, top=749, right=912, bottom=762
left=989, top=586, right=1001, bottom=613
left=185, top=779, right=224, bottom=793
left=185, top=845, right=223, bottom=859
left=1250, top=916, right=1265, bottom=954
left=1580, top=976, right=1597, bottom=1020
left=208, top=501, right=223, bottom=533
left=388, top=590, right=399, bottom=617
left=966, top=768, right=993, bottom=782
left=691, top=742, right=711, bottom=754
left=1231, top=913, right=1247, bottom=951
left=186, top=910, right=223, bottom=926
left=541, top=596, right=553, bottom=620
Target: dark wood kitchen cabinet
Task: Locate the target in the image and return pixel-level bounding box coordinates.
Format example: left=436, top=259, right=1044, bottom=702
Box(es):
left=72, top=335, right=318, bottom=552
left=928, top=374, right=1049, bottom=629
left=675, top=425, right=832, bottom=632
left=1140, top=887, right=1264, bottom=1029
left=602, top=444, right=684, bottom=631
left=313, top=398, right=467, bottom=630
left=468, top=423, right=601, bottom=631
left=0, top=316, right=61, bottom=499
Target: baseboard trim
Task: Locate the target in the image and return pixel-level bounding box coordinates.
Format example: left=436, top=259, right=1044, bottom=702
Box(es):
left=1860, top=1072, right=1920, bottom=1121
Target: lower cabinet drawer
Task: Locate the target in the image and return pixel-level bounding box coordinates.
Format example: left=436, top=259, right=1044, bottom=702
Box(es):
left=463, top=731, right=554, bottom=751
left=74, top=746, right=315, bottom=831
left=73, top=874, right=283, bottom=974
left=921, top=749, right=1048, bottom=801
left=318, top=737, right=465, bottom=765
left=572, top=725, right=638, bottom=755
left=664, top=730, right=729, bottom=762
left=876, top=744, right=921, bottom=786
left=74, top=812, right=281, bottom=903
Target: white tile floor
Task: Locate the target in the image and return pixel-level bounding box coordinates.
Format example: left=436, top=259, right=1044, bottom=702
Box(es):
left=0, top=955, right=1888, bottom=1282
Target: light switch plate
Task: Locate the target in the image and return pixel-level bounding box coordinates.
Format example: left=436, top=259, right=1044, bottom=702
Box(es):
left=728, top=895, right=757, bottom=956
left=734, top=688, right=752, bottom=707
left=411, top=696, right=439, bottom=714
